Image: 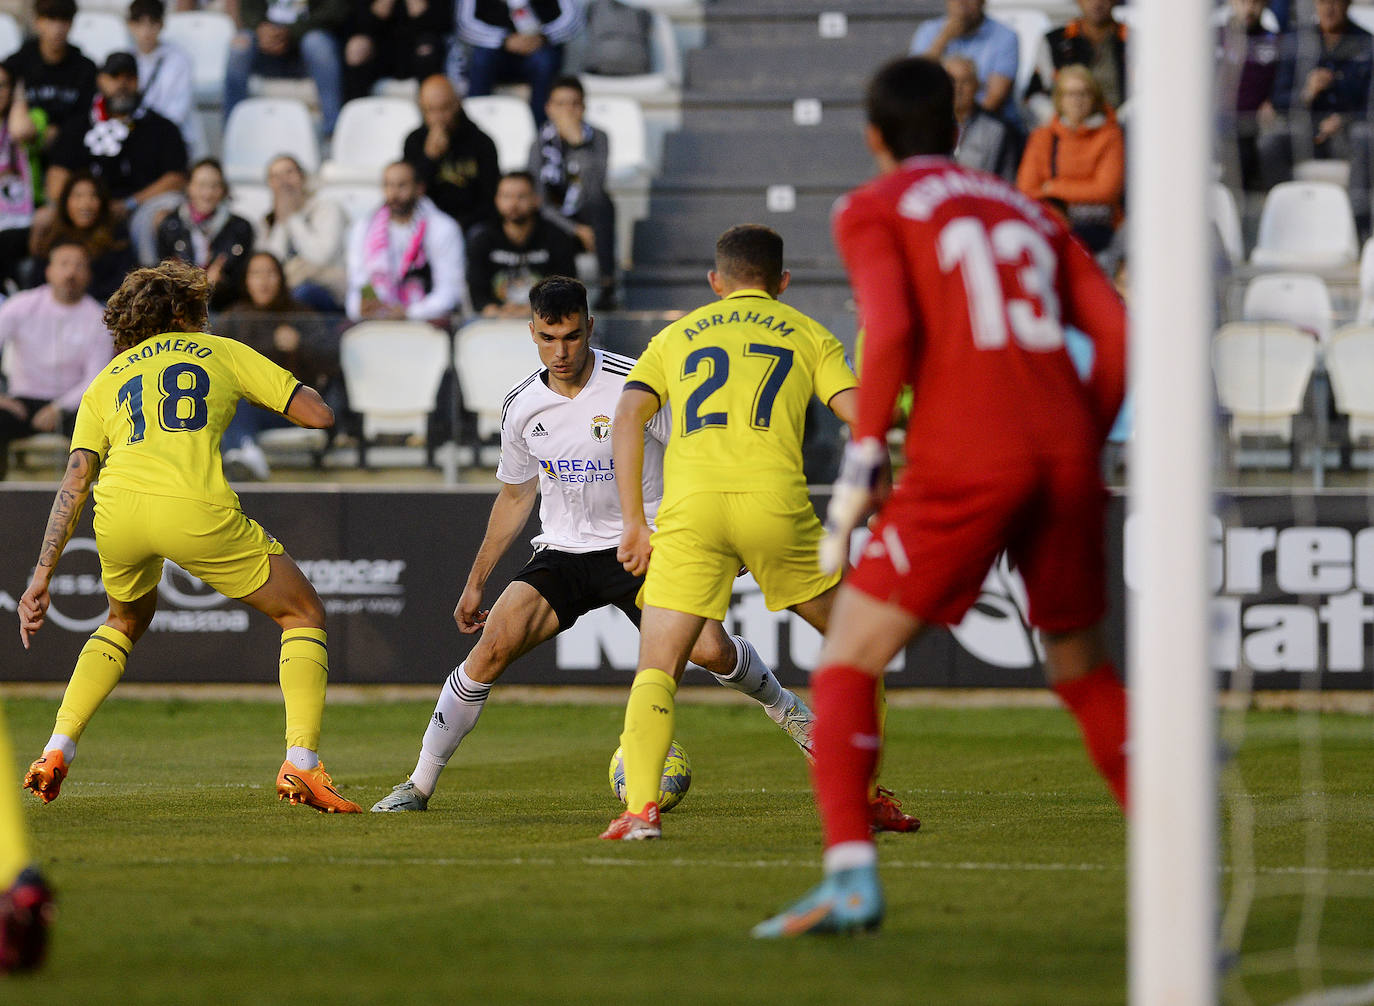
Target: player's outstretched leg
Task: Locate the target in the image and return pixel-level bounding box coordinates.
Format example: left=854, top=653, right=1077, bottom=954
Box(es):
left=601, top=668, right=676, bottom=840
left=372, top=662, right=491, bottom=812
left=695, top=630, right=814, bottom=759
left=23, top=624, right=133, bottom=803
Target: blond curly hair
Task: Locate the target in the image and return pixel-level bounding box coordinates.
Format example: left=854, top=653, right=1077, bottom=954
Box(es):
left=104, top=259, right=211, bottom=354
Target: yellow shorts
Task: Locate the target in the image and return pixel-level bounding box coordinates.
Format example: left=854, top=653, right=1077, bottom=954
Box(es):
left=92, top=491, right=284, bottom=603
left=642, top=489, right=840, bottom=621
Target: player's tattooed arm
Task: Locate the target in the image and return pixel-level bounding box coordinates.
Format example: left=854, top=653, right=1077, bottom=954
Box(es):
left=33, top=449, right=100, bottom=572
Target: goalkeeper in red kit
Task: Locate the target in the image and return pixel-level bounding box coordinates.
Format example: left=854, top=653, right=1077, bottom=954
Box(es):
left=754, top=55, right=1129, bottom=937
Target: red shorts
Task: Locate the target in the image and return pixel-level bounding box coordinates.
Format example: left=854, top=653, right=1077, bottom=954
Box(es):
left=846, top=455, right=1108, bottom=633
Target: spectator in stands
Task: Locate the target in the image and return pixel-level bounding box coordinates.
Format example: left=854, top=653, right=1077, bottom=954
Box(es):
left=44, top=51, right=188, bottom=267
left=528, top=75, right=616, bottom=309
left=1016, top=64, right=1124, bottom=255
left=343, top=0, right=451, bottom=102
left=0, top=241, right=110, bottom=480
left=403, top=74, right=500, bottom=232
left=224, top=0, right=348, bottom=137
left=466, top=170, right=580, bottom=317
left=1, top=0, right=96, bottom=152
left=27, top=171, right=136, bottom=302
left=945, top=55, right=1018, bottom=181
left=910, top=0, right=1020, bottom=130
left=156, top=158, right=255, bottom=311
left=1024, top=0, right=1128, bottom=126
left=1217, top=0, right=1281, bottom=193
left=1260, top=0, right=1373, bottom=235
left=127, top=0, right=203, bottom=158
left=345, top=158, right=468, bottom=324
left=256, top=154, right=348, bottom=312
left=0, top=63, right=40, bottom=288
left=221, top=250, right=340, bottom=480
left=455, top=0, right=583, bottom=127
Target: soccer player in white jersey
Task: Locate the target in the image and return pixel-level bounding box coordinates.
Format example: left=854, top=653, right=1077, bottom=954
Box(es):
left=371, top=276, right=814, bottom=811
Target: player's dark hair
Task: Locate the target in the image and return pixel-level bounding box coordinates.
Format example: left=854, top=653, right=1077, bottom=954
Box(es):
left=35, top=0, right=77, bottom=21
left=105, top=258, right=210, bottom=352
left=530, top=275, right=588, bottom=324
left=549, top=75, right=584, bottom=100
left=866, top=56, right=957, bottom=159
left=127, top=0, right=164, bottom=22
left=499, top=169, right=536, bottom=188
left=714, top=224, right=784, bottom=293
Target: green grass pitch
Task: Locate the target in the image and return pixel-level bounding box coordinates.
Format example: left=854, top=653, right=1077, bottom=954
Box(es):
left=2, top=695, right=1369, bottom=1005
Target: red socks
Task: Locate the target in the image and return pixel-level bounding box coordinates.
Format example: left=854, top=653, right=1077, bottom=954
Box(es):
left=810, top=664, right=883, bottom=849
left=1053, top=663, right=1129, bottom=811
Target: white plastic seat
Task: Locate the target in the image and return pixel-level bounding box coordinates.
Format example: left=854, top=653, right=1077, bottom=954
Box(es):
left=1241, top=272, right=1334, bottom=344
left=1212, top=321, right=1318, bottom=446
left=578, top=10, right=683, bottom=98
left=1250, top=181, right=1359, bottom=269
left=221, top=98, right=320, bottom=185
left=989, top=7, right=1050, bottom=99
left=70, top=11, right=134, bottom=64
left=317, top=182, right=382, bottom=226
left=320, top=97, right=422, bottom=184
left=227, top=182, right=272, bottom=226
left=1212, top=182, right=1244, bottom=266
left=584, top=95, right=649, bottom=186
left=1355, top=238, right=1374, bottom=324
left=0, top=13, right=22, bottom=61
left=462, top=95, right=536, bottom=173
left=162, top=11, right=236, bottom=104
left=339, top=321, right=452, bottom=461
left=1325, top=324, right=1374, bottom=445
left=1349, top=4, right=1374, bottom=34
left=453, top=319, right=543, bottom=440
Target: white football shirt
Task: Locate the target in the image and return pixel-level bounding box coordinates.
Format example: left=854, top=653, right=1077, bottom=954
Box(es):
left=497, top=348, right=668, bottom=553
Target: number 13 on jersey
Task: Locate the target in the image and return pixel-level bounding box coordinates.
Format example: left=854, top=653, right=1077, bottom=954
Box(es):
left=937, top=216, right=1064, bottom=352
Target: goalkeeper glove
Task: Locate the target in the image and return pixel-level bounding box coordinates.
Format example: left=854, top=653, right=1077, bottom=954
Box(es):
left=819, top=437, right=890, bottom=575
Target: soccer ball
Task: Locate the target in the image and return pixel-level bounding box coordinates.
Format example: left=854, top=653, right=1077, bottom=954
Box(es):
left=609, top=740, right=691, bottom=812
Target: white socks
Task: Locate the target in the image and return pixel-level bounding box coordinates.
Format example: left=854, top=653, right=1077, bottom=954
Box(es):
left=712, top=636, right=789, bottom=719
left=44, top=734, right=76, bottom=763
left=824, top=841, right=878, bottom=874
left=410, top=663, right=491, bottom=796
left=287, top=746, right=319, bottom=770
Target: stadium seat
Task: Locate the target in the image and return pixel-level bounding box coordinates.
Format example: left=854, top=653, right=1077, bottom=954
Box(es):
left=1249, top=181, right=1359, bottom=269
left=453, top=319, right=542, bottom=441
left=1241, top=272, right=1334, bottom=344
left=1293, top=158, right=1351, bottom=188
left=1212, top=321, right=1318, bottom=462
left=162, top=11, right=236, bottom=105
left=462, top=95, right=536, bottom=173
left=584, top=95, right=649, bottom=186
left=1349, top=4, right=1374, bottom=34
left=319, top=97, right=422, bottom=184
left=227, top=182, right=272, bottom=226
left=1324, top=324, right=1374, bottom=453
left=1211, top=182, right=1244, bottom=265
left=220, top=98, right=320, bottom=185
left=990, top=7, right=1051, bottom=99
left=0, top=13, right=21, bottom=61
left=339, top=321, right=452, bottom=466
left=69, top=11, right=134, bottom=64
left=578, top=10, right=683, bottom=99
left=318, top=182, right=382, bottom=226
left=1356, top=237, right=1374, bottom=323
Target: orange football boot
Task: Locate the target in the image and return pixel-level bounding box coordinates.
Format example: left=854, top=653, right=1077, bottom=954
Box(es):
left=275, top=759, right=361, bottom=814
left=22, top=752, right=68, bottom=805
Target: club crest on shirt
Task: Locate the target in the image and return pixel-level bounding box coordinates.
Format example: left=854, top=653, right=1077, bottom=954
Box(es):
left=591, top=414, right=611, bottom=442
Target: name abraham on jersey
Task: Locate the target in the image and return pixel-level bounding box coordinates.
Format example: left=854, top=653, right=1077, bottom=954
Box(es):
left=591, top=414, right=611, bottom=442
left=680, top=310, right=795, bottom=342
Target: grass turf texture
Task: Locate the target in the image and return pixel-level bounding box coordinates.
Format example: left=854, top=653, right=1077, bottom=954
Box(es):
left=1, top=697, right=1368, bottom=1005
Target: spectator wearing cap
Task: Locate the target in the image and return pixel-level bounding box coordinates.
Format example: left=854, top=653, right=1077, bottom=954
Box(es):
left=343, top=0, right=452, bottom=103
left=1, top=0, right=97, bottom=151
left=43, top=51, right=188, bottom=265
left=224, top=0, right=349, bottom=137
left=127, top=0, right=204, bottom=158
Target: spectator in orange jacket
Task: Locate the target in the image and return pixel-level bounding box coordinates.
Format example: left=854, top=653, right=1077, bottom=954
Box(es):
left=1016, top=64, right=1124, bottom=253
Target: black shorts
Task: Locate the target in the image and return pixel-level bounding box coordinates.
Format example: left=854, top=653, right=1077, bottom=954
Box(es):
left=512, top=546, right=643, bottom=632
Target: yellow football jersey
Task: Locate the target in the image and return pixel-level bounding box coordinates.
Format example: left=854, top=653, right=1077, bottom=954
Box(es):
left=626, top=289, right=856, bottom=507
left=71, top=332, right=301, bottom=509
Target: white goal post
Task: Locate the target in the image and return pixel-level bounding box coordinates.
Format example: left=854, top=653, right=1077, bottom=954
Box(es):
left=1127, top=0, right=1217, bottom=1003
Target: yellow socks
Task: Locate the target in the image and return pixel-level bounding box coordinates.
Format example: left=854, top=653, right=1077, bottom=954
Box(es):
left=0, top=709, right=31, bottom=887
left=279, top=628, right=328, bottom=751
left=53, top=625, right=131, bottom=744
left=620, top=669, right=677, bottom=815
